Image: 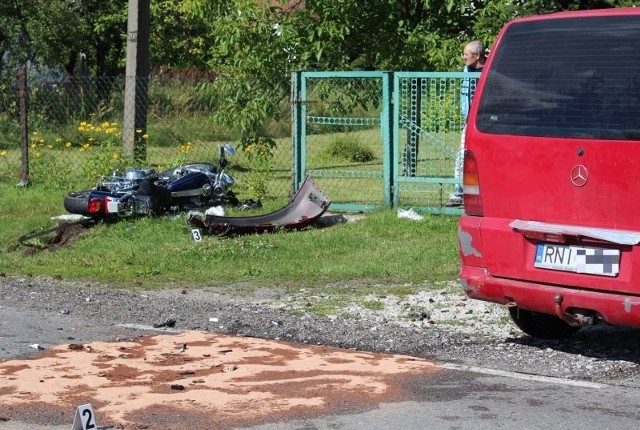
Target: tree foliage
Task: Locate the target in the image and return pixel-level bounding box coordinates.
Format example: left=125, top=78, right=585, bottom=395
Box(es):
left=149, top=0, right=217, bottom=69
left=2, top=0, right=637, bottom=136
left=0, top=0, right=127, bottom=77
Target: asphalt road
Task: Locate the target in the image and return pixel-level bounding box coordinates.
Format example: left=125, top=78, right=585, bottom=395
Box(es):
left=3, top=302, right=640, bottom=430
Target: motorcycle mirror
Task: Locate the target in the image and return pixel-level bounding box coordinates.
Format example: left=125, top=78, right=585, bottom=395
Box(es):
left=222, top=142, right=236, bottom=156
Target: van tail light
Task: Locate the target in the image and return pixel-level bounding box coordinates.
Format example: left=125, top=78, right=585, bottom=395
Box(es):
left=463, top=150, right=483, bottom=216
left=87, top=197, right=104, bottom=214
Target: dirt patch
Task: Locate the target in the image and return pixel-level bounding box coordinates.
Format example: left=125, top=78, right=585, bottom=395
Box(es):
left=19, top=221, right=93, bottom=255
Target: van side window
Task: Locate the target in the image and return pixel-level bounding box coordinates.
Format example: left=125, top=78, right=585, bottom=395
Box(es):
left=476, top=16, right=640, bottom=140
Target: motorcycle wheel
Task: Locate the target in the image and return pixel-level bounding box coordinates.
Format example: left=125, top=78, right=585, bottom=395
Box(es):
left=63, top=191, right=94, bottom=217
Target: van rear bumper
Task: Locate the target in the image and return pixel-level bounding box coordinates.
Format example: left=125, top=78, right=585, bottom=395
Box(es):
left=461, top=266, right=640, bottom=328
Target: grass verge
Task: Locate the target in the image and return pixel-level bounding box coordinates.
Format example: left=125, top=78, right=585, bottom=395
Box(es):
left=0, top=183, right=460, bottom=291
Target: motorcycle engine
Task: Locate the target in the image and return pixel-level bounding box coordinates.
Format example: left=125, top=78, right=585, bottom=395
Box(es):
left=98, top=168, right=157, bottom=192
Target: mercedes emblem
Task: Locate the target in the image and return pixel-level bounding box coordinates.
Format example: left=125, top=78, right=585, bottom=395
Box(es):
left=570, top=164, right=588, bottom=187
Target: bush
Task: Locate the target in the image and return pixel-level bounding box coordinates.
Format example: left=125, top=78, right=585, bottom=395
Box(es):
left=239, top=136, right=277, bottom=200
left=326, top=136, right=375, bottom=163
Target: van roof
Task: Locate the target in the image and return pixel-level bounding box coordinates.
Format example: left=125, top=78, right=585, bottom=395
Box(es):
left=512, top=7, right=640, bottom=24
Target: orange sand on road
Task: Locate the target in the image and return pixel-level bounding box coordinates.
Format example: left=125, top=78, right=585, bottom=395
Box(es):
left=0, top=331, right=439, bottom=429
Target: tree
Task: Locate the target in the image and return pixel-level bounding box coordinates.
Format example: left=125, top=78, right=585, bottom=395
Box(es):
left=81, top=0, right=128, bottom=77
left=4, top=0, right=637, bottom=139
left=196, top=0, right=497, bottom=138
left=149, top=0, right=218, bottom=70
left=195, top=0, right=638, bottom=139
left=1, top=1, right=84, bottom=71
left=0, top=0, right=127, bottom=77
left=196, top=0, right=301, bottom=139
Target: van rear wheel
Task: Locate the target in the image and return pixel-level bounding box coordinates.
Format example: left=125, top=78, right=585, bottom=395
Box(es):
left=508, top=306, right=580, bottom=339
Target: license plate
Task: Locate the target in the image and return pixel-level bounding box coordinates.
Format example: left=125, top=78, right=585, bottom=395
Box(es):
left=106, top=196, right=119, bottom=213
left=534, top=244, right=620, bottom=277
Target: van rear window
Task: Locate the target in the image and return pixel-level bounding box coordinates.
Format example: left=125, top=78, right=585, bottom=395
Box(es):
left=476, top=16, right=640, bottom=140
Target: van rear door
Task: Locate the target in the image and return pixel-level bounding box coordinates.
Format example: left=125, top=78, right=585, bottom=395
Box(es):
left=466, top=10, right=640, bottom=295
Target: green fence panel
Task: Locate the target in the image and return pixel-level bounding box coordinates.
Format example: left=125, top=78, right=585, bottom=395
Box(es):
left=393, top=72, right=479, bottom=215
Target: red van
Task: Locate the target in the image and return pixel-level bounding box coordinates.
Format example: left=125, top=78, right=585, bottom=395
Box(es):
left=458, top=8, right=640, bottom=338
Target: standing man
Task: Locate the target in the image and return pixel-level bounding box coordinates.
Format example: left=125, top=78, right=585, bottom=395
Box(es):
left=448, top=40, right=487, bottom=206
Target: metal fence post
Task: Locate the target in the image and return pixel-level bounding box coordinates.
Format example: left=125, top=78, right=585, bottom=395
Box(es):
left=382, top=72, right=393, bottom=207
left=291, top=71, right=303, bottom=191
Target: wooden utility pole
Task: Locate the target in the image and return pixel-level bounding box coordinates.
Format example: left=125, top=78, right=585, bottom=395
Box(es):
left=17, top=63, right=30, bottom=187
left=123, top=0, right=150, bottom=163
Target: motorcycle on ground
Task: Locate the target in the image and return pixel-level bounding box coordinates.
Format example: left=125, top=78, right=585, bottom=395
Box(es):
left=63, top=143, right=240, bottom=221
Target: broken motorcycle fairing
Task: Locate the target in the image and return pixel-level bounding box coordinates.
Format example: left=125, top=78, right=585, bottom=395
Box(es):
left=187, top=176, right=330, bottom=236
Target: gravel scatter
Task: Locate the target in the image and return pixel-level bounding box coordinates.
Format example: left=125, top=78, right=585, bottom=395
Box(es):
left=2, top=275, right=640, bottom=387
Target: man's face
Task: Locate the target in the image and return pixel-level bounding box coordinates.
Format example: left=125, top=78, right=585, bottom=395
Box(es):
left=462, top=47, right=481, bottom=68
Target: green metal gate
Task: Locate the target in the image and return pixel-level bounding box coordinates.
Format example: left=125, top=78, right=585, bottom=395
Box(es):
left=291, top=71, right=392, bottom=212
left=292, top=71, right=479, bottom=214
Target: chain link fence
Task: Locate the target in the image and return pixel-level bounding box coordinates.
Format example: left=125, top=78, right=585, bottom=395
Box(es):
left=0, top=75, right=293, bottom=207
left=1, top=71, right=475, bottom=213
